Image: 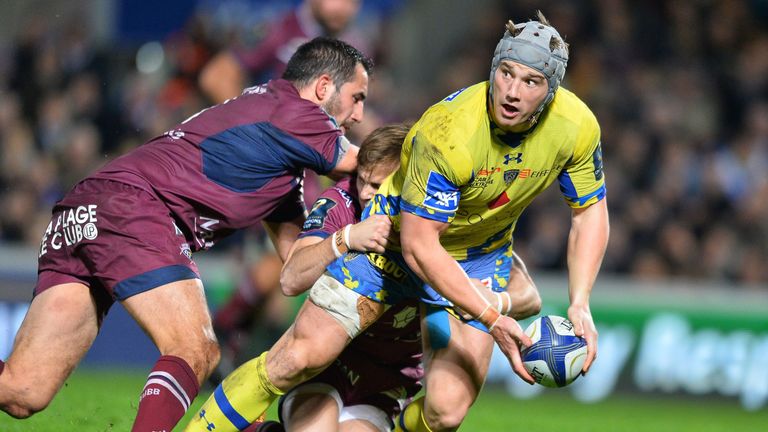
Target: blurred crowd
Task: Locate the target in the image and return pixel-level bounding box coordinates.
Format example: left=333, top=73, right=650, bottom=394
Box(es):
left=0, top=0, right=766, bottom=287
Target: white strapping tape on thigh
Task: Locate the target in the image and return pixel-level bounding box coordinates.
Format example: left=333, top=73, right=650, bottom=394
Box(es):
left=309, top=274, right=367, bottom=338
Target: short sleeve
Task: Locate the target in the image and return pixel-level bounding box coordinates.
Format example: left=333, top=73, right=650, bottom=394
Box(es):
left=557, top=117, right=606, bottom=208
left=400, top=131, right=473, bottom=223
left=299, top=187, right=357, bottom=239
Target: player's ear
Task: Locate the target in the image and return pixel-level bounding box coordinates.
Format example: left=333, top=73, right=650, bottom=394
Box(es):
left=314, top=74, right=335, bottom=103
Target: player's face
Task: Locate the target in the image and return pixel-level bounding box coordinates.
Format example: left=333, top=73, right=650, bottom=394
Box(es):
left=356, top=160, right=398, bottom=209
left=310, top=0, right=361, bottom=35
left=323, top=63, right=368, bottom=134
left=490, top=60, right=548, bottom=131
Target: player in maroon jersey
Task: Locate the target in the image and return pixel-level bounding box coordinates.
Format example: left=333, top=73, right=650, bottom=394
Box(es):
left=201, top=1, right=369, bottom=365
left=277, top=124, right=417, bottom=432
left=0, top=37, right=371, bottom=432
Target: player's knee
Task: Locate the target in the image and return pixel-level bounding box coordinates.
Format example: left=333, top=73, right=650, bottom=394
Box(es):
left=511, top=281, right=542, bottom=320
left=426, top=410, right=467, bottom=431
left=268, top=344, right=324, bottom=386
left=166, top=337, right=221, bottom=381
left=195, top=338, right=221, bottom=378
left=202, top=338, right=221, bottom=377
left=527, top=288, right=542, bottom=315
left=424, top=399, right=470, bottom=431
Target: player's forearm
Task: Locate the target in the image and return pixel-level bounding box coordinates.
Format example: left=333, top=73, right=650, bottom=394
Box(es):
left=280, top=237, right=339, bottom=296
left=567, top=199, right=609, bottom=305
left=263, top=218, right=303, bottom=262
left=402, top=242, right=491, bottom=320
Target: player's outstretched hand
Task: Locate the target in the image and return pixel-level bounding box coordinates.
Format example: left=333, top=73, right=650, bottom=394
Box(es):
left=349, top=215, right=392, bottom=253
left=568, top=302, right=598, bottom=374
left=489, top=315, right=535, bottom=384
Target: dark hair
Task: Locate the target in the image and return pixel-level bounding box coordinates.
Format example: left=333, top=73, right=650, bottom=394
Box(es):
left=358, top=123, right=411, bottom=169
left=282, top=37, right=373, bottom=89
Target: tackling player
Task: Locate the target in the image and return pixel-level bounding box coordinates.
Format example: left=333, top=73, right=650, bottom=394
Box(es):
left=0, top=37, right=371, bottom=432
left=264, top=124, right=420, bottom=432
left=186, top=11, right=608, bottom=432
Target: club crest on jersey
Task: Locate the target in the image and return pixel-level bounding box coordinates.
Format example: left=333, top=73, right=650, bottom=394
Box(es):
left=504, top=169, right=520, bottom=185
left=423, top=171, right=459, bottom=212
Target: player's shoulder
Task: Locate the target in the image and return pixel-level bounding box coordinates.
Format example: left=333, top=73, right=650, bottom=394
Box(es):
left=265, top=79, right=341, bottom=135
left=417, top=82, right=489, bottom=151
left=548, top=87, right=599, bottom=131
left=326, top=177, right=357, bottom=209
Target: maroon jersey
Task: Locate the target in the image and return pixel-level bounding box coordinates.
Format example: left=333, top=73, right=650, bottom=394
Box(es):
left=90, top=79, right=347, bottom=252
left=298, top=177, right=423, bottom=411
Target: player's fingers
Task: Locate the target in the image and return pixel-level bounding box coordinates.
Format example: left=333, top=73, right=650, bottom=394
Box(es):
left=507, top=346, right=535, bottom=384
left=572, top=317, right=584, bottom=337
left=517, top=331, right=533, bottom=348
left=583, top=332, right=598, bottom=374
left=507, top=319, right=532, bottom=347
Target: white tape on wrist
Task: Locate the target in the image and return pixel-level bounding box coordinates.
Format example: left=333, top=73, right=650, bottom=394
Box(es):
left=501, top=292, right=513, bottom=315
left=330, top=232, right=343, bottom=258
left=343, top=224, right=352, bottom=249
left=488, top=315, right=503, bottom=332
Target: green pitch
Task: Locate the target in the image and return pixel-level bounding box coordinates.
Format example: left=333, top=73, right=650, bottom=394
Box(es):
left=0, top=369, right=764, bottom=431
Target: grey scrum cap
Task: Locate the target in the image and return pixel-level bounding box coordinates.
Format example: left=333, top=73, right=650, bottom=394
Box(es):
left=490, top=13, right=569, bottom=120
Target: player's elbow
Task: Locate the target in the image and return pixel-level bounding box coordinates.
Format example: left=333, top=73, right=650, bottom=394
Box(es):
left=2, top=395, right=51, bottom=419
left=279, top=268, right=305, bottom=296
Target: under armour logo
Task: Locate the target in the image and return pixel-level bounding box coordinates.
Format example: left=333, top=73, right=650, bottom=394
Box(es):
left=504, top=153, right=523, bottom=165
left=200, top=409, right=216, bottom=431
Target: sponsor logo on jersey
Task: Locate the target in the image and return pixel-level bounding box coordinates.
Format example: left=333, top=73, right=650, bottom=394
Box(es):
left=335, top=358, right=360, bottom=385
left=336, top=188, right=354, bottom=208
left=194, top=216, right=220, bottom=249
left=504, top=153, right=523, bottom=164
left=165, top=129, right=185, bottom=140
left=180, top=243, right=192, bottom=260
left=242, top=84, right=267, bottom=95
left=303, top=198, right=337, bottom=231
left=593, top=142, right=604, bottom=181
left=367, top=253, right=407, bottom=283
left=423, top=171, right=459, bottom=212
left=392, top=306, right=418, bottom=328
left=39, top=205, right=99, bottom=257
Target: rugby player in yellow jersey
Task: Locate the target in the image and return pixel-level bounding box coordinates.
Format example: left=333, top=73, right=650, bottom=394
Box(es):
left=186, top=11, right=608, bottom=432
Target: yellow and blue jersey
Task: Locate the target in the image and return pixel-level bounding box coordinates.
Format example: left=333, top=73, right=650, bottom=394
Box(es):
left=368, top=81, right=605, bottom=260
left=325, top=81, right=605, bottom=330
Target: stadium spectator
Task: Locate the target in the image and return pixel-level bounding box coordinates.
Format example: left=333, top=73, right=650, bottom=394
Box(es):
left=199, top=0, right=367, bottom=105
left=184, top=11, right=599, bottom=432
left=0, top=37, right=371, bottom=432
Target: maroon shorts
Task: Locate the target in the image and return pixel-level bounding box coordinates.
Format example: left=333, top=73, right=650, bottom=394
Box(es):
left=279, top=345, right=422, bottom=420
left=35, top=179, right=199, bottom=321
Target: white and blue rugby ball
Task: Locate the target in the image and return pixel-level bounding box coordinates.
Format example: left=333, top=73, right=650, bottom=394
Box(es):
left=521, top=315, right=587, bottom=388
